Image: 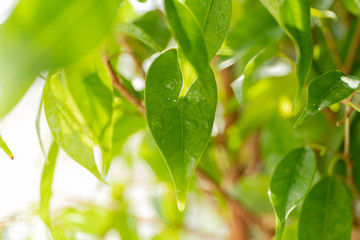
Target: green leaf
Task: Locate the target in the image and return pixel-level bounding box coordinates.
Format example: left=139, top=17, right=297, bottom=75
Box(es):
left=116, top=22, right=163, bottom=52
left=0, top=0, right=121, bottom=118
left=342, top=0, right=360, bottom=16
left=164, top=0, right=209, bottom=75
left=260, top=0, right=313, bottom=96
left=44, top=71, right=102, bottom=181
left=145, top=49, right=217, bottom=211
left=65, top=54, right=114, bottom=174
left=298, top=177, right=352, bottom=240
left=269, top=147, right=316, bottom=240
left=295, top=71, right=360, bottom=127
left=39, top=141, right=59, bottom=226
left=280, top=0, right=313, bottom=96
left=185, top=0, right=232, bottom=60
left=0, top=135, right=14, bottom=160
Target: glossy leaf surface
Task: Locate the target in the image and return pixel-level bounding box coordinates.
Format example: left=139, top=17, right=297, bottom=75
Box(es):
left=164, top=0, right=208, bottom=75
left=298, top=177, right=352, bottom=240
left=269, top=147, right=316, bottom=240
left=145, top=49, right=217, bottom=211
left=44, top=71, right=102, bottom=180
left=185, top=0, right=232, bottom=60
left=295, top=71, right=360, bottom=127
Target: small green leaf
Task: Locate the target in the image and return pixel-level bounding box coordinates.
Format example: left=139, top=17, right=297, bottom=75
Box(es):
left=66, top=54, right=114, bottom=174
left=185, top=0, right=232, bottom=60
left=39, top=141, right=59, bottom=226
left=145, top=49, right=217, bottom=211
left=164, top=0, right=209, bottom=75
left=298, top=177, right=352, bottom=240
left=0, top=135, right=14, bottom=160
left=116, top=22, right=163, bottom=52
left=269, top=147, right=316, bottom=240
left=44, top=71, right=102, bottom=181
left=295, top=71, right=360, bottom=127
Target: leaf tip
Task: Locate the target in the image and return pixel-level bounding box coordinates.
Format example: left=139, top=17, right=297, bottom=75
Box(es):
left=176, top=190, right=187, bottom=212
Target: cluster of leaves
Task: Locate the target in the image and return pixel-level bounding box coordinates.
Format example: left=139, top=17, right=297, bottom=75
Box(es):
left=2, top=0, right=360, bottom=239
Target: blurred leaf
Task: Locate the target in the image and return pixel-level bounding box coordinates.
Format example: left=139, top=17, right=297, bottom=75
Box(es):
left=0, top=0, right=121, bottom=117
left=39, top=141, right=59, bottom=226
left=295, top=71, right=360, bottom=127
left=269, top=147, right=316, bottom=240
left=164, top=0, right=209, bottom=75
left=298, top=177, right=352, bottom=240
left=342, top=0, right=360, bottom=16
left=261, top=115, right=305, bottom=171
left=185, top=0, right=232, bottom=60
left=133, top=10, right=171, bottom=50
left=233, top=174, right=273, bottom=214
left=65, top=54, right=114, bottom=174
left=145, top=49, right=217, bottom=211
left=0, top=135, right=13, bottom=160
left=117, top=22, right=163, bottom=52
left=44, top=71, right=102, bottom=181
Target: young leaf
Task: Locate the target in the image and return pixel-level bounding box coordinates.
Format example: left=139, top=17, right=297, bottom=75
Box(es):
left=0, top=135, right=14, bottom=160
left=66, top=55, right=114, bottom=174
left=145, top=49, right=217, bottom=211
left=39, top=141, right=59, bottom=226
left=185, top=0, right=232, bottom=60
left=116, top=22, right=163, bottom=52
left=295, top=71, right=360, bottom=127
left=44, top=71, right=102, bottom=181
left=280, top=0, right=313, bottom=96
left=164, top=0, right=209, bottom=75
left=269, top=147, right=316, bottom=240
left=298, top=177, right=352, bottom=240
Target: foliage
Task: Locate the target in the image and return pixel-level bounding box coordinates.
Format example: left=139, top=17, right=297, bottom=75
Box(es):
left=1, top=0, right=360, bottom=239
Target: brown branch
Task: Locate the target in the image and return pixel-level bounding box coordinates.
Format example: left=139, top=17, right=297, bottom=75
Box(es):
left=344, top=17, right=360, bottom=75
left=196, top=168, right=274, bottom=238
left=102, top=56, right=146, bottom=117
left=321, top=19, right=346, bottom=72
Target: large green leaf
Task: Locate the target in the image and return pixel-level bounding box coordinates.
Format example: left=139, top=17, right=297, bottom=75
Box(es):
left=164, top=0, right=208, bottom=75
left=65, top=54, right=114, bottom=174
left=298, top=177, right=352, bottom=240
left=269, top=147, right=316, bottom=240
left=295, top=71, right=360, bottom=127
left=145, top=49, right=217, bottom=211
left=0, top=0, right=121, bottom=118
left=185, top=0, right=232, bottom=60
left=39, top=141, right=59, bottom=226
left=44, top=71, right=102, bottom=180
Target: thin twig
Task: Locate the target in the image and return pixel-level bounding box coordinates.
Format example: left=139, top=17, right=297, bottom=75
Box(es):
left=321, top=19, right=346, bottom=72
left=344, top=17, right=360, bottom=75
left=196, top=169, right=274, bottom=237
left=102, top=55, right=145, bottom=117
